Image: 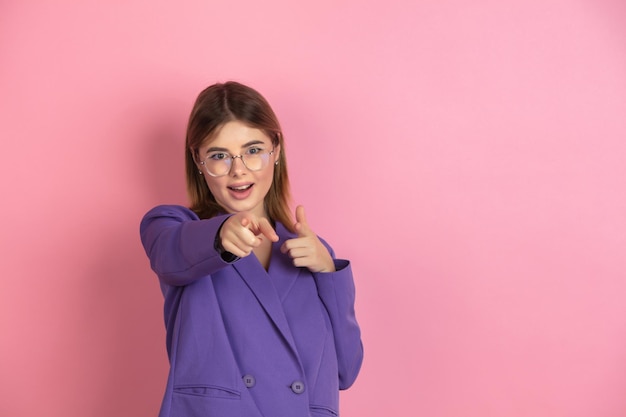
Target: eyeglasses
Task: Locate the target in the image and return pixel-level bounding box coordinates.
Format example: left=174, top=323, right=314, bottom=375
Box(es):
left=199, top=146, right=275, bottom=177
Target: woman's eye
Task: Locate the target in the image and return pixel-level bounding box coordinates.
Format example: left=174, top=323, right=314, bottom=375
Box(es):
left=247, top=147, right=262, bottom=155
left=210, top=153, right=229, bottom=160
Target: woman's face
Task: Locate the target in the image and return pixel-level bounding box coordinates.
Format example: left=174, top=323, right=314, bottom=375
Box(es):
left=196, top=120, right=280, bottom=218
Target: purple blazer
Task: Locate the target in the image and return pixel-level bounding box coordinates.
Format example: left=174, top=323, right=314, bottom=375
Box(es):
left=140, top=205, right=363, bottom=417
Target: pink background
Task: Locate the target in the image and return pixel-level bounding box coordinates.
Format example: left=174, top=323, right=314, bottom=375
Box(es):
left=2, top=1, right=625, bottom=416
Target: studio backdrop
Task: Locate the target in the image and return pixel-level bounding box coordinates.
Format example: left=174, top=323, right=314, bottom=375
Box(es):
left=1, top=1, right=625, bottom=416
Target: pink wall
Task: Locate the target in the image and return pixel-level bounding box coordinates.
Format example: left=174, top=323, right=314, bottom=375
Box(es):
left=2, top=1, right=625, bottom=416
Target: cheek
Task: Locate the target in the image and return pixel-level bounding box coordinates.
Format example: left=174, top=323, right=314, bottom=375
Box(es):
left=203, top=176, right=223, bottom=194
left=261, top=168, right=276, bottom=186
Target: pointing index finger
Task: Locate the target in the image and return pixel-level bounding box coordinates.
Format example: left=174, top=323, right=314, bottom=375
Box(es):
left=257, top=217, right=279, bottom=242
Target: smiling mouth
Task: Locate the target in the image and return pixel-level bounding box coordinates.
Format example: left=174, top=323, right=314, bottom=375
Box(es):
left=228, top=184, right=253, bottom=191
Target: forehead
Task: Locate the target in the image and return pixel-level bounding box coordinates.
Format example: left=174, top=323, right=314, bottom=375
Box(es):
left=201, top=120, right=272, bottom=150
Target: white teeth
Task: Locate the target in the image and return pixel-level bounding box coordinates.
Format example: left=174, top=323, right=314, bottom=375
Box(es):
left=230, top=185, right=252, bottom=191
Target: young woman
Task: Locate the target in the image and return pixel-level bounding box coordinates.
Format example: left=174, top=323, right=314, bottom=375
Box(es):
left=140, top=81, right=363, bottom=417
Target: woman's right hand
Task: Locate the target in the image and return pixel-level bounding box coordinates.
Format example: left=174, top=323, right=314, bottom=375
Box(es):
left=219, top=212, right=279, bottom=258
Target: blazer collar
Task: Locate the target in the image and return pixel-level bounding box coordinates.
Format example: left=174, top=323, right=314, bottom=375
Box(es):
left=232, top=222, right=303, bottom=364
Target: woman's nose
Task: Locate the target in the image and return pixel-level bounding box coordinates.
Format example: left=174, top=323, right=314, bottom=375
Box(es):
left=229, top=155, right=247, bottom=175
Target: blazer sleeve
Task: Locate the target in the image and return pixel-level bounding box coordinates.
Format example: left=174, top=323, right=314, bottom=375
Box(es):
left=139, top=205, right=234, bottom=286
left=313, top=242, right=364, bottom=390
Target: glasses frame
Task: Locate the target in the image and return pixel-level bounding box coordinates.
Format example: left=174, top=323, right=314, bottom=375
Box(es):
left=199, top=147, right=275, bottom=177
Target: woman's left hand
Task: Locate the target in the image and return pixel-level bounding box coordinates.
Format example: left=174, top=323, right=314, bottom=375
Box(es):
left=281, top=205, right=336, bottom=273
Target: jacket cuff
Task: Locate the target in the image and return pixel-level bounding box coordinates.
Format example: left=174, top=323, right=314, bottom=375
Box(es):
left=214, top=217, right=241, bottom=263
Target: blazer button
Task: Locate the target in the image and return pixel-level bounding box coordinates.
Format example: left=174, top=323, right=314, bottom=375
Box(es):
left=243, top=374, right=256, bottom=388
left=290, top=381, right=305, bottom=394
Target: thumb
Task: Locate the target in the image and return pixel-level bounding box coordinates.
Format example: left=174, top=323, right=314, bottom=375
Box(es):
left=294, top=205, right=310, bottom=236
left=240, top=215, right=250, bottom=227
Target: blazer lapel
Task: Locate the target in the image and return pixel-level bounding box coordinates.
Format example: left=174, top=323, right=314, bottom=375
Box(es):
left=232, top=235, right=301, bottom=359
left=269, top=223, right=302, bottom=302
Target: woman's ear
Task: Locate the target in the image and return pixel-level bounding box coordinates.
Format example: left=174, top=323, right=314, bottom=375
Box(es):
left=190, top=148, right=204, bottom=173
left=190, top=147, right=200, bottom=165
left=273, top=144, right=281, bottom=164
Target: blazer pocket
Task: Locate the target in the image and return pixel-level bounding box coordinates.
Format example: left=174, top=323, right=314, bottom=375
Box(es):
left=174, top=384, right=241, bottom=400
left=172, top=386, right=243, bottom=417
left=310, top=405, right=338, bottom=416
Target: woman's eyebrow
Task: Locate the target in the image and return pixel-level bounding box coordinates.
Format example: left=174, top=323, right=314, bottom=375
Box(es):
left=205, top=146, right=230, bottom=153
left=206, top=140, right=267, bottom=153
left=241, top=140, right=267, bottom=148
